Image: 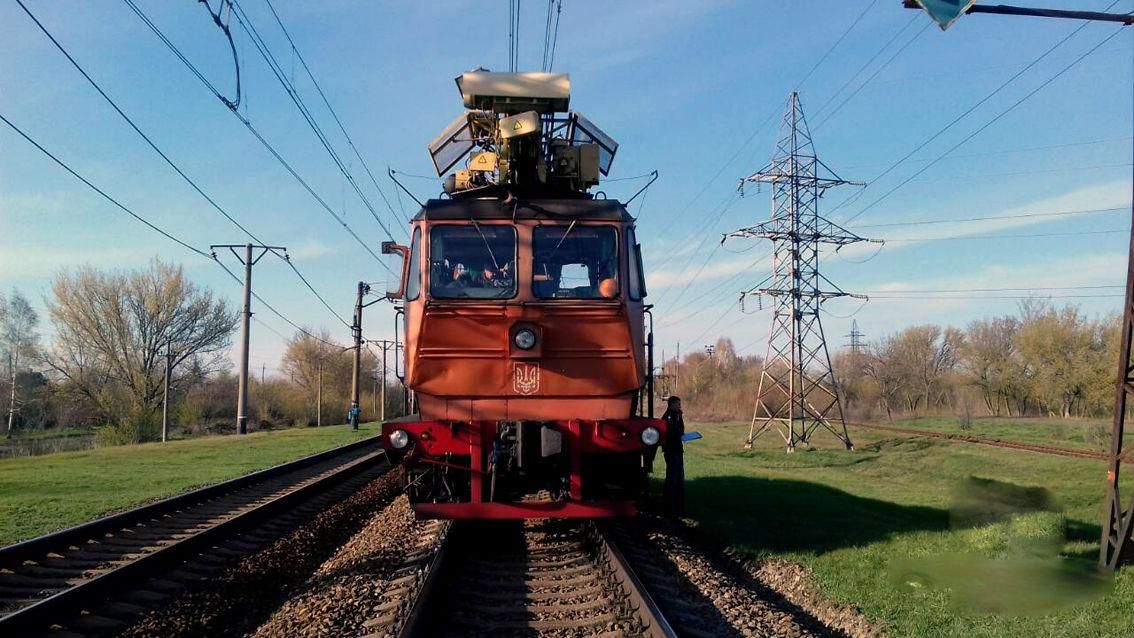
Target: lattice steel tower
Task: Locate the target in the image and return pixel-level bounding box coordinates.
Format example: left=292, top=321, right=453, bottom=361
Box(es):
left=727, top=92, right=876, bottom=452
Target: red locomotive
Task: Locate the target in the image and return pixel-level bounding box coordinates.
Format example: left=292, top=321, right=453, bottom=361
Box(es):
left=380, top=71, right=663, bottom=519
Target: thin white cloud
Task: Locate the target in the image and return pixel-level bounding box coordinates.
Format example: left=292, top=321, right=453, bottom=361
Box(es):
left=648, top=253, right=768, bottom=289
left=829, top=180, right=1129, bottom=258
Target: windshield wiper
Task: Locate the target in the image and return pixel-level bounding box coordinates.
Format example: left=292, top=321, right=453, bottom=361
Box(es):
left=469, top=219, right=501, bottom=271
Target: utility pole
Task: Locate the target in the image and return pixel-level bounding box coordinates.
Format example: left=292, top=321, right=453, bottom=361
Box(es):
left=6, top=354, right=15, bottom=439
left=317, top=357, right=323, bottom=427
left=904, top=0, right=1134, bottom=570
left=212, top=243, right=286, bottom=435
left=728, top=93, right=880, bottom=452
left=675, top=341, right=681, bottom=395
left=369, top=339, right=398, bottom=422
left=261, top=363, right=266, bottom=385
left=162, top=339, right=173, bottom=443
left=349, top=282, right=384, bottom=429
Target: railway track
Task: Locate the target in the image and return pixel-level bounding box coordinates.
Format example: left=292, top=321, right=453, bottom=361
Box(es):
left=849, top=421, right=1123, bottom=462
left=398, top=519, right=676, bottom=637
left=0, top=436, right=388, bottom=637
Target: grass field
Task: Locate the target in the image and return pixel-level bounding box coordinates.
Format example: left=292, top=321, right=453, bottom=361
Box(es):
left=676, top=421, right=1134, bottom=638
left=0, top=423, right=379, bottom=545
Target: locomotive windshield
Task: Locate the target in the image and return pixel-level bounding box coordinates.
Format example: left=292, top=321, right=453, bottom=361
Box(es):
left=429, top=225, right=517, bottom=299
left=533, top=225, right=619, bottom=299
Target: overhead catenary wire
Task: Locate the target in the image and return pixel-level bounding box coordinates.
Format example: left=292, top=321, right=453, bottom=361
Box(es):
left=120, top=0, right=391, bottom=271
left=227, top=0, right=401, bottom=241
left=16, top=0, right=351, bottom=329
left=0, top=111, right=345, bottom=348
left=257, top=0, right=409, bottom=229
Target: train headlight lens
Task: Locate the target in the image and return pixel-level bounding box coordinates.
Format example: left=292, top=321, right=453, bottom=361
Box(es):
left=389, top=429, right=410, bottom=449
left=641, top=427, right=660, bottom=446
left=514, top=328, right=537, bottom=350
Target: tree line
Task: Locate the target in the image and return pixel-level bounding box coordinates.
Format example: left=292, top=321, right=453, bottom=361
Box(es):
left=2, top=260, right=405, bottom=446
left=661, top=300, right=1119, bottom=424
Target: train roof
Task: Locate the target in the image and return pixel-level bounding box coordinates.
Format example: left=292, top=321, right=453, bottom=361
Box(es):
left=414, top=197, right=633, bottom=222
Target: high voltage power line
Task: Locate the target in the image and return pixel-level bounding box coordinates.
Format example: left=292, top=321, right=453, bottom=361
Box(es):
left=842, top=24, right=1127, bottom=226
left=120, top=0, right=392, bottom=269
left=650, top=2, right=890, bottom=301
left=0, top=111, right=345, bottom=349
left=809, top=14, right=922, bottom=124
left=849, top=205, right=1126, bottom=228
left=840, top=136, right=1133, bottom=171
left=662, top=6, right=1128, bottom=322
left=812, top=21, right=932, bottom=131
left=14, top=0, right=351, bottom=329
left=830, top=0, right=1125, bottom=223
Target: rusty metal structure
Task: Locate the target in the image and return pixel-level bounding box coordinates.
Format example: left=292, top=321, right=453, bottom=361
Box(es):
left=1101, top=227, right=1134, bottom=570
left=728, top=92, right=875, bottom=452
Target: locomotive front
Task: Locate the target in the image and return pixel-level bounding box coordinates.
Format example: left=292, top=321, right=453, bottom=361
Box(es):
left=380, top=71, right=664, bottom=519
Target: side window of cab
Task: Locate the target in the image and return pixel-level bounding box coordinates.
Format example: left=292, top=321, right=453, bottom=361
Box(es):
left=627, top=227, right=646, bottom=300
left=406, top=227, right=422, bottom=301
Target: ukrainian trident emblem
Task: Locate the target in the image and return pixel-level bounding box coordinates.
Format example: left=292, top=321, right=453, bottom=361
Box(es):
left=513, top=362, right=540, bottom=395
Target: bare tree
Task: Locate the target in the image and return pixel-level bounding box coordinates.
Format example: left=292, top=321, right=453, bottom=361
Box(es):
left=45, top=260, right=238, bottom=421
left=962, top=317, right=1019, bottom=415
left=1, top=289, right=40, bottom=437
left=281, top=330, right=375, bottom=424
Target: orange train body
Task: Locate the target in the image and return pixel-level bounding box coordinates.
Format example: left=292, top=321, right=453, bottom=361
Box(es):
left=381, top=197, right=664, bottom=519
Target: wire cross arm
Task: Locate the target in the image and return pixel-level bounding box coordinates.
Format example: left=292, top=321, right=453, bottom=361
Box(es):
left=210, top=244, right=288, bottom=265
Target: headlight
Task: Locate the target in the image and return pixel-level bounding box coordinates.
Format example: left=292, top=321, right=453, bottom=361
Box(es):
left=514, top=328, right=537, bottom=350
left=640, top=426, right=660, bottom=446
left=389, top=429, right=410, bottom=449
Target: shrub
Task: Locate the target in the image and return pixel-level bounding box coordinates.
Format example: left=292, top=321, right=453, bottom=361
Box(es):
left=96, top=410, right=160, bottom=446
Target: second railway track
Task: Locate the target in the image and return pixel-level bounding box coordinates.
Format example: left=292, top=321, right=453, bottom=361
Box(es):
left=0, top=436, right=388, bottom=637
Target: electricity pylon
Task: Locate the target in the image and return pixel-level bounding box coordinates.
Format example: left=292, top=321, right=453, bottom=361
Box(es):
left=727, top=92, right=878, bottom=452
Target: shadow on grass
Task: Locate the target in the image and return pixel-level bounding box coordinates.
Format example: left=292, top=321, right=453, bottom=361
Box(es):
left=687, top=475, right=950, bottom=555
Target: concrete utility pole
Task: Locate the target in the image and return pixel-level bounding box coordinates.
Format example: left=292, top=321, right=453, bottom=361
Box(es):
left=6, top=354, right=15, bottom=439
left=317, top=358, right=323, bottom=427
left=162, top=339, right=173, bottom=443
left=727, top=93, right=879, bottom=452
left=349, top=282, right=385, bottom=429
left=211, top=243, right=286, bottom=434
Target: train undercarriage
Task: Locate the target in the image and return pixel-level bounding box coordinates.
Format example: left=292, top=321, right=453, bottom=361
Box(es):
left=381, top=417, right=663, bottom=518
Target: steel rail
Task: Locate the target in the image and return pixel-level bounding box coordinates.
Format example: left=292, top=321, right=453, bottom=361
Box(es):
left=398, top=520, right=676, bottom=638
left=0, top=435, right=379, bottom=569
left=0, top=437, right=386, bottom=635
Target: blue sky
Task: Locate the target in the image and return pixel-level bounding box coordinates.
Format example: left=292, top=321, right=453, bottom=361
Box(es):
left=2, top=0, right=1132, bottom=372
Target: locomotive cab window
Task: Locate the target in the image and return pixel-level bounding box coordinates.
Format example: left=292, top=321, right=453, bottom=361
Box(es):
left=532, top=225, right=619, bottom=299
left=429, top=225, right=517, bottom=299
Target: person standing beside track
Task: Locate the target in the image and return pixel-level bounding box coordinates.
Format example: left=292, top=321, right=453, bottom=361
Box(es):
left=661, top=395, right=685, bottom=517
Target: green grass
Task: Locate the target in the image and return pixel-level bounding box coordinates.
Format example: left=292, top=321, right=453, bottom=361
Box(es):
left=676, top=422, right=1134, bottom=638
left=0, top=423, right=379, bottom=545
left=878, top=415, right=1126, bottom=453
